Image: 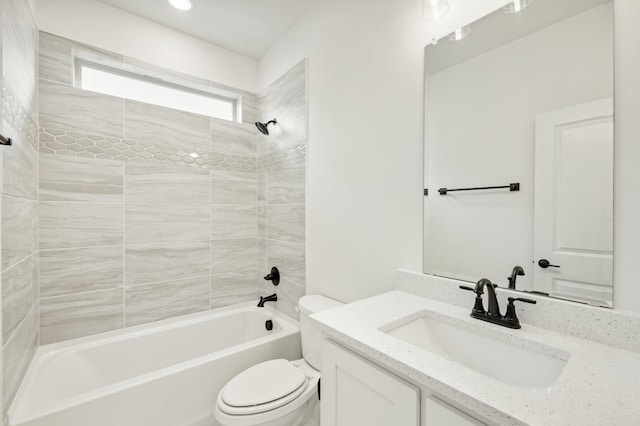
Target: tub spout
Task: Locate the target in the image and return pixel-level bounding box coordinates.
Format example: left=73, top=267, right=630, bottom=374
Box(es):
left=257, top=294, right=278, bottom=307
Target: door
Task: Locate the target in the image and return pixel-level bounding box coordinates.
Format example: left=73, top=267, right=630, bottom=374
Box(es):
left=533, top=98, right=613, bottom=305
left=321, top=340, right=420, bottom=426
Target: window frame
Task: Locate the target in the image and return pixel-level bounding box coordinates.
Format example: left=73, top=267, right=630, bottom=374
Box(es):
left=73, top=59, right=241, bottom=122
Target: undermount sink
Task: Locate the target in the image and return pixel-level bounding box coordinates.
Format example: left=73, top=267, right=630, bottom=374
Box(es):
left=382, top=313, right=568, bottom=392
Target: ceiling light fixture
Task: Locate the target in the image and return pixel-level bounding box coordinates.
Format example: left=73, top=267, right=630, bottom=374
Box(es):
left=503, top=0, right=532, bottom=14
left=423, top=0, right=449, bottom=21
left=168, top=0, right=192, bottom=11
left=448, top=25, right=471, bottom=41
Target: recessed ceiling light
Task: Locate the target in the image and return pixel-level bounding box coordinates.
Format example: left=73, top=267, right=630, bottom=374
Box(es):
left=168, top=0, right=192, bottom=11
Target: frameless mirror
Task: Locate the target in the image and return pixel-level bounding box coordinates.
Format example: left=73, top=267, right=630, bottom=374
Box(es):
left=423, top=0, right=614, bottom=307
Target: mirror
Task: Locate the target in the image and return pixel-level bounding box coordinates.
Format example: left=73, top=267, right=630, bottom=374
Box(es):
left=423, top=0, right=614, bottom=307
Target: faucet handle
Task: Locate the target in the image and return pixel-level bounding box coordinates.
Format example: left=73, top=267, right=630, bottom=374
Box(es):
left=504, top=297, right=537, bottom=329
left=460, top=285, right=485, bottom=315
left=509, top=297, right=536, bottom=305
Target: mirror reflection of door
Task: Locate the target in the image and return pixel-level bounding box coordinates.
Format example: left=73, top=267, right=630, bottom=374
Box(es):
left=533, top=99, right=613, bottom=305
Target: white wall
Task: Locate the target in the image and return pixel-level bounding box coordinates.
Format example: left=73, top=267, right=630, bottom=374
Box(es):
left=261, top=0, right=640, bottom=313
left=259, top=0, right=510, bottom=303
left=425, top=4, right=613, bottom=291
left=35, top=0, right=258, bottom=92
left=613, top=0, right=640, bottom=312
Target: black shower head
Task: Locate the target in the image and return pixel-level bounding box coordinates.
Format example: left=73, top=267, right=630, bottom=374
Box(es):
left=255, top=119, right=277, bottom=135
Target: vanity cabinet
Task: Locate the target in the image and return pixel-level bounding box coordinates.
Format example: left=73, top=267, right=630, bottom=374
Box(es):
left=321, top=340, right=488, bottom=426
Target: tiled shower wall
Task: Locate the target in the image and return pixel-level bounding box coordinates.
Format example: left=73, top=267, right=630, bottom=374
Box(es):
left=37, top=33, right=308, bottom=343
left=257, top=61, right=308, bottom=319
left=1, top=0, right=39, bottom=419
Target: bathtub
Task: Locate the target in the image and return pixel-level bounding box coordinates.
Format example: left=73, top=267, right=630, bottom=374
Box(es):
left=8, top=303, right=301, bottom=426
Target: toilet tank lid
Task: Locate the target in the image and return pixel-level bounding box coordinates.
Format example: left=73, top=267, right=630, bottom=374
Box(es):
left=299, top=295, right=343, bottom=315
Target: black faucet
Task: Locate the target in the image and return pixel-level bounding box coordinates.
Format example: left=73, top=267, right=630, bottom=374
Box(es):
left=257, top=293, right=278, bottom=307
left=460, top=278, right=536, bottom=329
left=507, top=266, right=525, bottom=289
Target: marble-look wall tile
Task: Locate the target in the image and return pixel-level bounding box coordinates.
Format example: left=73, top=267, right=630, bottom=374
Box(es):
left=125, top=164, right=210, bottom=204
left=258, top=206, right=267, bottom=239
left=273, top=278, right=305, bottom=321
left=125, top=277, right=209, bottom=327
left=39, top=154, right=123, bottom=202
left=267, top=204, right=305, bottom=244
left=39, top=201, right=124, bottom=249
left=258, top=60, right=307, bottom=155
left=40, top=289, right=124, bottom=344
left=268, top=240, right=305, bottom=286
left=2, top=196, right=34, bottom=270
left=39, top=32, right=124, bottom=87
left=239, top=91, right=258, bottom=125
left=125, top=204, right=209, bottom=245
left=211, top=205, right=257, bottom=240
left=2, top=0, right=38, bottom=116
left=3, top=304, right=38, bottom=412
left=211, top=170, right=257, bottom=205
left=210, top=118, right=256, bottom=156
left=268, top=167, right=305, bottom=204
left=124, top=100, right=210, bottom=152
left=258, top=142, right=306, bottom=173
left=211, top=239, right=257, bottom=275
left=258, top=171, right=267, bottom=205
left=258, top=238, right=268, bottom=272
left=39, top=79, right=124, bottom=137
left=211, top=270, right=258, bottom=308
left=125, top=241, right=210, bottom=286
left=39, top=246, right=124, bottom=298
left=2, top=255, right=35, bottom=343
left=2, top=121, right=37, bottom=200
left=38, top=32, right=74, bottom=86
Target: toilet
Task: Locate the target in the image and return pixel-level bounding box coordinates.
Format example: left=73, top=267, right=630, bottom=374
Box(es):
left=214, top=295, right=343, bottom=426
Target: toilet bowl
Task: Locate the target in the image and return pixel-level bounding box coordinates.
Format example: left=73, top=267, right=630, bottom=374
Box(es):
left=214, top=295, right=343, bottom=426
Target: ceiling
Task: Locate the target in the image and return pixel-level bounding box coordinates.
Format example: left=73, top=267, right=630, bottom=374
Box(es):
left=97, top=0, right=322, bottom=58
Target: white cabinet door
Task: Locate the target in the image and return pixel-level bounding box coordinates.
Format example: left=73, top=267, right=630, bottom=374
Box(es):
left=424, top=396, right=486, bottom=426
left=321, top=340, right=420, bottom=426
left=534, top=98, right=614, bottom=305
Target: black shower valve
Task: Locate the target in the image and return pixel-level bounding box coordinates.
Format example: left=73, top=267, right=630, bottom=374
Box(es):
left=264, top=267, right=280, bottom=286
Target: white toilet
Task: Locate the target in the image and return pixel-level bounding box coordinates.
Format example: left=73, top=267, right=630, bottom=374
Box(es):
left=214, top=295, right=343, bottom=426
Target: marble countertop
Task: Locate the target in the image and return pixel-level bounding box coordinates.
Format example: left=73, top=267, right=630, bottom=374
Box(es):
left=311, top=291, right=640, bottom=426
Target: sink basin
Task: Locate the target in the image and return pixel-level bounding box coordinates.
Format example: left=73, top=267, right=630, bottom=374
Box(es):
left=382, top=313, right=568, bottom=392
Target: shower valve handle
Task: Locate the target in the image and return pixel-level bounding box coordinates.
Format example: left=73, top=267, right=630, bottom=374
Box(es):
left=264, top=267, right=280, bottom=286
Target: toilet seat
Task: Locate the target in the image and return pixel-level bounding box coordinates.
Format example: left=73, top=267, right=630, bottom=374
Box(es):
left=218, top=359, right=309, bottom=416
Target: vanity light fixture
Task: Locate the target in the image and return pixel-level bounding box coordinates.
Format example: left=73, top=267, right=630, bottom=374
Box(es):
left=448, top=25, right=471, bottom=41
left=423, top=0, right=449, bottom=21
left=168, top=0, right=192, bottom=11
left=503, top=0, right=532, bottom=14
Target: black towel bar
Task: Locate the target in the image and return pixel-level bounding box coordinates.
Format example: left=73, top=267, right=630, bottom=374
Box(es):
left=438, top=183, right=520, bottom=195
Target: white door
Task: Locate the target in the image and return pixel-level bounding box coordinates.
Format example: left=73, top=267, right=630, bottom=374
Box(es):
left=321, top=340, right=420, bottom=426
left=533, top=98, right=613, bottom=306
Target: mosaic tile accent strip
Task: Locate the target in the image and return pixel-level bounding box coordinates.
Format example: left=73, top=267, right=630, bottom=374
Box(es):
left=2, top=79, right=38, bottom=149
left=39, top=127, right=257, bottom=173
left=258, top=142, right=306, bottom=172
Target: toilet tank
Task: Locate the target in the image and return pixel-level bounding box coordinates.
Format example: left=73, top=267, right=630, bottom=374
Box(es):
left=298, top=295, right=343, bottom=370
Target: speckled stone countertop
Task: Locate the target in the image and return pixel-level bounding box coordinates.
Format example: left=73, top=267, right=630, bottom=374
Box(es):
left=311, top=291, right=640, bottom=426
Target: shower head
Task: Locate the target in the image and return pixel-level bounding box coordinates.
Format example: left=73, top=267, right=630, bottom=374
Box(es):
left=255, top=119, right=277, bottom=135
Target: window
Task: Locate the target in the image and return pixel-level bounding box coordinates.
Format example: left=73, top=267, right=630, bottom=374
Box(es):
left=75, top=60, right=239, bottom=122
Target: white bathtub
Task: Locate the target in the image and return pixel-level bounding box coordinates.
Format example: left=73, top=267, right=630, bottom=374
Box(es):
left=8, top=303, right=301, bottom=426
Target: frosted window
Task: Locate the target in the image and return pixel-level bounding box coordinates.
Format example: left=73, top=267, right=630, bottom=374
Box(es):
left=77, top=63, right=237, bottom=121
